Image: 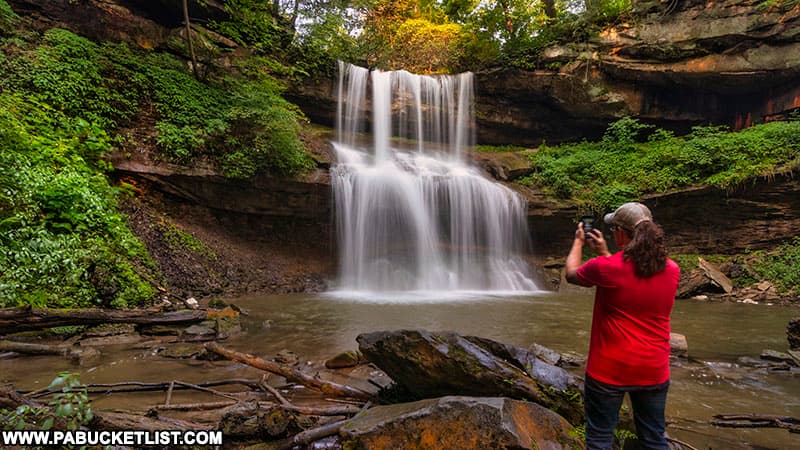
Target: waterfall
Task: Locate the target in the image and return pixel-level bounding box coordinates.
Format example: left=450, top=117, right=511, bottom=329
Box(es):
left=331, top=61, right=538, bottom=296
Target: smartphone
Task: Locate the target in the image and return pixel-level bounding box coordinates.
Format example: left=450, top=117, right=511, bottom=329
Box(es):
left=581, top=215, right=595, bottom=239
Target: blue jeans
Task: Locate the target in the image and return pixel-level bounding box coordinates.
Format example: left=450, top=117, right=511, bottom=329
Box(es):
left=584, top=375, right=669, bottom=450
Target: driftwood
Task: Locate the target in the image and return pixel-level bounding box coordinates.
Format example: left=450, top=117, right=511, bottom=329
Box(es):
left=711, top=413, right=800, bottom=433
left=152, top=400, right=238, bottom=412
left=276, top=402, right=372, bottom=450
left=259, top=382, right=362, bottom=415
left=0, top=340, right=89, bottom=359
left=24, top=378, right=262, bottom=398
left=0, top=306, right=206, bottom=335
left=1, top=387, right=204, bottom=431
left=95, top=410, right=206, bottom=431
left=205, top=342, right=375, bottom=401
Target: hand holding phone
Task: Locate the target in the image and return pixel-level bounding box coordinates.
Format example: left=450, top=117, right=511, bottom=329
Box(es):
left=581, top=215, right=595, bottom=240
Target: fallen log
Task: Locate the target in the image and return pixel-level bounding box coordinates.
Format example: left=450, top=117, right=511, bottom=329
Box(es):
left=205, top=342, right=375, bottom=401
left=275, top=402, right=372, bottom=450
left=24, top=378, right=263, bottom=398
left=0, top=307, right=206, bottom=335
left=0, top=340, right=90, bottom=359
left=711, top=413, right=800, bottom=433
left=151, top=400, right=238, bottom=412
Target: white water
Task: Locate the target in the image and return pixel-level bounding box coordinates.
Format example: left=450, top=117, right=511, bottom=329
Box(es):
left=330, top=62, right=539, bottom=298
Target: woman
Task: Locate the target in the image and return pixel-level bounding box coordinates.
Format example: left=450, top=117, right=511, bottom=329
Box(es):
left=565, top=202, right=680, bottom=450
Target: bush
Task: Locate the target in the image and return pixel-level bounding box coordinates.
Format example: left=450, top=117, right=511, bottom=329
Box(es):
left=523, top=117, right=800, bottom=211
left=749, top=237, right=800, bottom=294
left=0, top=94, right=156, bottom=308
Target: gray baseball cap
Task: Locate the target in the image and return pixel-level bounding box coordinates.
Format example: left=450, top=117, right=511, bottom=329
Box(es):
left=604, top=202, right=652, bottom=230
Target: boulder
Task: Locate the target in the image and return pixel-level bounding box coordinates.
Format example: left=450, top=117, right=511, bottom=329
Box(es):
left=698, top=258, right=733, bottom=293
left=339, top=396, right=583, bottom=450
left=670, top=333, right=688, bottom=359
left=356, top=330, right=583, bottom=424
left=760, top=350, right=797, bottom=367
left=676, top=258, right=734, bottom=298
left=218, top=402, right=294, bottom=438
left=475, top=151, right=535, bottom=181
left=325, top=350, right=365, bottom=369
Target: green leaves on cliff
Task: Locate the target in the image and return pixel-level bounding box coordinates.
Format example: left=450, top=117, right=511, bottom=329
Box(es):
left=3, top=28, right=311, bottom=178
left=0, top=94, right=156, bottom=308
left=522, top=117, right=800, bottom=211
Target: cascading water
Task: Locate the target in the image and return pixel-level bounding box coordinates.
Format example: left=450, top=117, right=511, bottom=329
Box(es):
left=331, top=62, right=538, bottom=297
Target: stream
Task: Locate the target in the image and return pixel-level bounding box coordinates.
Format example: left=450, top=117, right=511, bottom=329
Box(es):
left=1, top=292, right=798, bottom=449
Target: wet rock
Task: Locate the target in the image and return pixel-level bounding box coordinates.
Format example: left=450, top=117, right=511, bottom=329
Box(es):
left=670, top=333, right=688, bottom=359
left=325, top=350, right=365, bottom=369
left=218, top=402, right=294, bottom=438
left=139, top=324, right=185, bottom=336
left=466, top=336, right=582, bottom=392
left=340, top=396, right=583, bottom=450
left=184, top=297, right=199, bottom=309
left=309, top=436, right=343, bottom=449
left=207, top=307, right=242, bottom=340
left=788, top=350, right=800, bottom=367
left=760, top=350, right=798, bottom=367
left=82, top=323, right=137, bottom=337
left=79, top=323, right=144, bottom=347
left=528, top=342, right=561, bottom=366
left=275, top=349, right=300, bottom=365
left=357, top=330, right=583, bottom=424
left=475, top=151, right=535, bottom=181
left=788, top=318, right=800, bottom=350
left=180, top=321, right=217, bottom=342
left=78, top=333, right=145, bottom=347
left=160, top=344, right=205, bottom=359
left=737, top=356, right=771, bottom=368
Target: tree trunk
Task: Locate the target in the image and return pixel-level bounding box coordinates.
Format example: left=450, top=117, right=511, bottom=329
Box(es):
left=205, top=342, right=376, bottom=401
left=183, top=0, right=199, bottom=79
left=543, top=0, right=557, bottom=19
left=0, top=306, right=206, bottom=335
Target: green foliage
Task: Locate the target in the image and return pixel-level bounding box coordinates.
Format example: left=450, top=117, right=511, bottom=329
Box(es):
left=523, top=117, right=800, bottom=211
left=0, top=0, right=17, bottom=32
left=566, top=424, right=636, bottom=449
left=1, top=372, right=93, bottom=431
left=211, top=0, right=292, bottom=54
left=0, top=93, right=156, bottom=308
left=749, top=237, right=800, bottom=294
left=388, top=18, right=463, bottom=73
left=219, top=80, right=313, bottom=177
left=9, top=29, right=139, bottom=129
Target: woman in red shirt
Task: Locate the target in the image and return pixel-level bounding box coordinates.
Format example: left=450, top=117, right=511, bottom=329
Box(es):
left=565, top=202, right=680, bottom=450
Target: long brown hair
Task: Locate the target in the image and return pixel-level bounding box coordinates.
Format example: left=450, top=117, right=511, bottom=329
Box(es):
left=623, top=221, right=668, bottom=278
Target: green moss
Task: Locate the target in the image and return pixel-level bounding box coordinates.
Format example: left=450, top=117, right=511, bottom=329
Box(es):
left=747, top=237, right=800, bottom=294
left=164, top=224, right=215, bottom=259
left=475, top=145, right=527, bottom=153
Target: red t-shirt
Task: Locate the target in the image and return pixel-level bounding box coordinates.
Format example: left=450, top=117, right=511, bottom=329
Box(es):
left=577, top=252, right=680, bottom=386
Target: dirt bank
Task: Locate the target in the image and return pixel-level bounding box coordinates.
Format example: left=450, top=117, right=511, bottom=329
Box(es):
left=119, top=178, right=332, bottom=301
